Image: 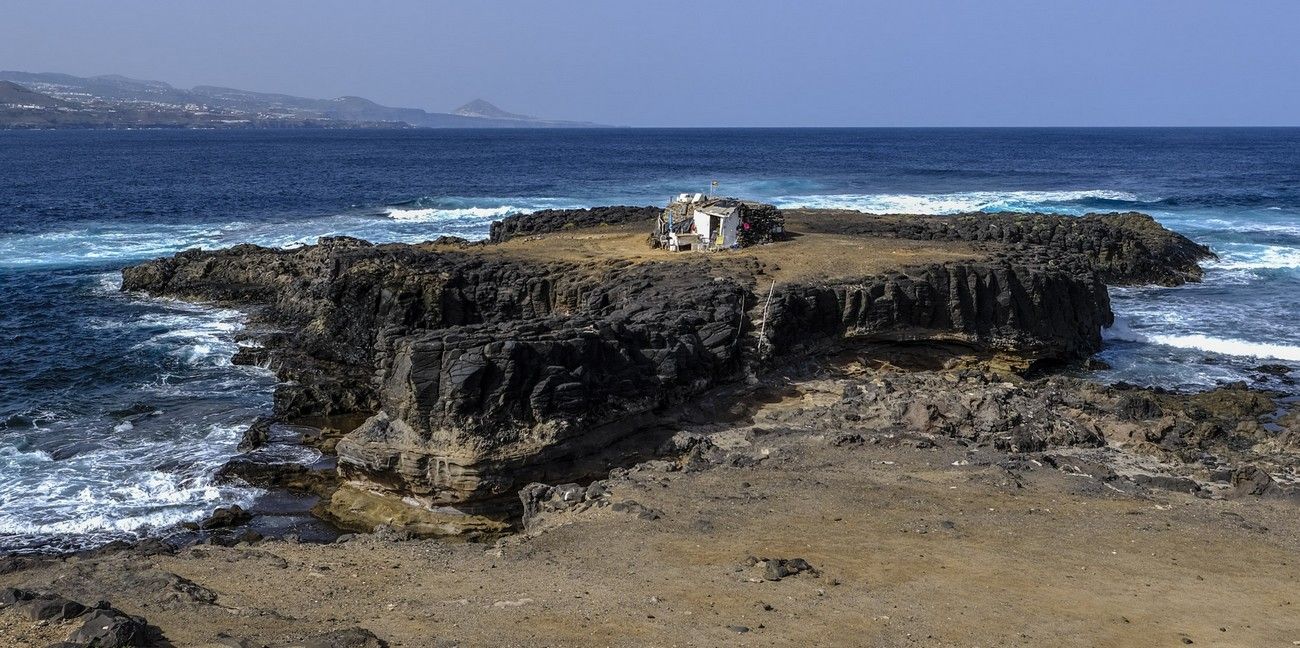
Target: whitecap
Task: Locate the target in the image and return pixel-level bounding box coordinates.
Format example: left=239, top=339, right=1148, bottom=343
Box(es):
left=770, top=190, right=1142, bottom=215
left=1106, top=321, right=1300, bottom=362
left=1205, top=245, right=1300, bottom=271
left=384, top=205, right=522, bottom=223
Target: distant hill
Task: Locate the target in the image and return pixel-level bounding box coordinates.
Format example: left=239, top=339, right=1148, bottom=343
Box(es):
left=0, top=71, right=607, bottom=129
left=0, top=80, right=71, bottom=108
left=454, top=99, right=534, bottom=121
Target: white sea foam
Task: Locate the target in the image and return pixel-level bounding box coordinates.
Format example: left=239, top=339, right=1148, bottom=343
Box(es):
left=1142, top=335, right=1300, bottom=362
left=384, top=205, right=523, bottom=223
left=1106, top=319, right=1300, bottom=362
left=770, top=190, right=1141, bottom=215
left=0, top=198, right=588, bottom=267
left=1205, top=245, right=1300, bottom=271
left=0, top=422, right=262, bottom=543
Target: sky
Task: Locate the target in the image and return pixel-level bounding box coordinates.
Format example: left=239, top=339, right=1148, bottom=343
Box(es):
left=3, top=0, right=1298, bottom=127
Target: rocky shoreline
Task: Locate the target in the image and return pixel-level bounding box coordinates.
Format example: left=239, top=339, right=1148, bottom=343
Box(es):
left=8, top=206, right=1300, bottom=646
left=113, top=206, right=1264, bottom=537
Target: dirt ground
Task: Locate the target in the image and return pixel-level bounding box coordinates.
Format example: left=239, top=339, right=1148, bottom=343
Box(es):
left=428, top=211, right=986, bottom=285
left=4, top=376, right=1298, bottom=648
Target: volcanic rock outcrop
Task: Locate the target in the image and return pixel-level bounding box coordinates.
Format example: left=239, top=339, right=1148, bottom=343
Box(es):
left=802, top=211, right=1214, bottom=286
left=488, top=206, right=660, bottom=243
left=121, top=208, right=1212, bottom=532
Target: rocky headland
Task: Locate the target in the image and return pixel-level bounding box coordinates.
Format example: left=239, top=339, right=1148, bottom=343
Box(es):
left=8, top=207, right=1300, bottom=646
left=115, top=206, right=1257, bottom=535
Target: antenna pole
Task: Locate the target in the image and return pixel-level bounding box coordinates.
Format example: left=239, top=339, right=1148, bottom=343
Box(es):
left=756, top=279, right=776, bottom=355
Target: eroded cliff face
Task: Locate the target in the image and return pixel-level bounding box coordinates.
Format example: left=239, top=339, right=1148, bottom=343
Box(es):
left=120, top=209, right=1212, bottom=533
left=760, top=260, right=1111, bottom=365
left=335, top=259, right=751, bottom=520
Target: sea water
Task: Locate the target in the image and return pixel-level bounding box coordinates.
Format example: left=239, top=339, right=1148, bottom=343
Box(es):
left=1, top=127, right=1297, bottom=551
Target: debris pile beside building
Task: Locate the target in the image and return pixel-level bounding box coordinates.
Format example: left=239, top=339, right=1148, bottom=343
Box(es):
left=651, top=194, right=784, bottom=252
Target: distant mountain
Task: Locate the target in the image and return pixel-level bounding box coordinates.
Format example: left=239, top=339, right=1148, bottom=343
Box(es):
left=0, top=71, right=606, bottom=129
left=454, top=99, right=534, bottom=121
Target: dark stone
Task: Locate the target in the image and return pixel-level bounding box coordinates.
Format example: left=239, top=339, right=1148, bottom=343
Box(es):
left=760, top=557, right=819, bottom=581
left=215, top=459, right=338, bottom=496
left=197, top=504, right=252, bottom=530
left=14, top=595, right=86, bottom=621
left=298, top=627, right=388, bottom=648
left=831, top=433, right=865, bottom=446
left=489, top=206, right=660, bottom=243
left=237, top=416, right=273, bottom=452
left=1231, top=465, right=1278, bottom=497
left=1253, top=363, right=1293, bottom=377
left=1131, top=474, right=1201, bottom=494
left=1117, top=394, right=1163, bottom=421
left=67, top=608, right=150, bottom=647
left=0, top=587, right=36, bottom=607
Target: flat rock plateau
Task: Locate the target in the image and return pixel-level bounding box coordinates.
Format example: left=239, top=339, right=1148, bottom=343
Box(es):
left=4, top=208, right=1299, bottom=647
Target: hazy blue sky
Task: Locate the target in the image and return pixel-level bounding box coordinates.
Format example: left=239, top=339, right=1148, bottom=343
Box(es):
left=3, top=0, right=1298, bottom=126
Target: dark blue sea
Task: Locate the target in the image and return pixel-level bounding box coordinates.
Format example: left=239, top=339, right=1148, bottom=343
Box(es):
left=2, top=128, right=1298, bottom=552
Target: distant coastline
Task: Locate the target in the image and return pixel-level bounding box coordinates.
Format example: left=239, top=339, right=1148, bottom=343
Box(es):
left=0, top=71, right=606, bottom=130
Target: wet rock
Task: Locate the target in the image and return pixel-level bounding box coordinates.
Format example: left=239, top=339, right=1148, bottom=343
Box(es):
left=237, top=416, right=273, bottom=452
left=216, top=458, right=339, bottom=496
left=1253, top=363, right=1292, bottom=377
left=192, top=504, right=252, bottom=530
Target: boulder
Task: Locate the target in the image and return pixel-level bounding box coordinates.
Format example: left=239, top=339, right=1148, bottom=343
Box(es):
left=67, top=608, right=150, bottom=647
left=194, top=504, right=252, bottom=530
left=14, top=595, right=86, bottom=621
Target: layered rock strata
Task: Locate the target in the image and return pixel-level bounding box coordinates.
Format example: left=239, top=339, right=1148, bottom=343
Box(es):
left=121, top=208, right=1212, bottom=532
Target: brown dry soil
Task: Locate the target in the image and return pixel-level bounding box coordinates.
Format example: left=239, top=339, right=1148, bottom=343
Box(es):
left=0, top=614, right=80, bottom=646
left=4, top=376, right=1298, bottom=648
left=423, top=209, right=987, bottom=285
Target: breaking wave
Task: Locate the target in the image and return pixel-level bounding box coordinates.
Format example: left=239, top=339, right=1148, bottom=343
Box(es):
left=1105, top=319, right=1300, bottom=362
left=770, top=190, right=1143, bottom=215
left=385, top=205, right=522, bottom=223
left=1205, top=245, right=1300, bottom=271
left=0, top=281, right=275, bottom=553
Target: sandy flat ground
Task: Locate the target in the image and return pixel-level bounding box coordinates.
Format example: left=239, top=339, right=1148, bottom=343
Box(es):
left=433, top=211, right=986, bottom=286
left=5, top=380, right=1298, bottom=647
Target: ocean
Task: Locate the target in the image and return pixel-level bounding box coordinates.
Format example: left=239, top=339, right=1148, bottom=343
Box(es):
left=1, top=127, right=1297, bottom=552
